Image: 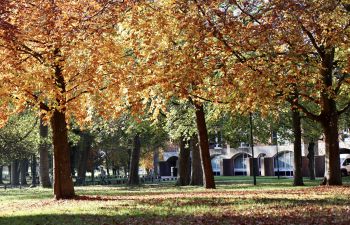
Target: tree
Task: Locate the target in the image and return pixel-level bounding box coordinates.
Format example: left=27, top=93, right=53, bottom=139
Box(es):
left=39, top=118, right=51, bottom=188
left=195, top=1, right=350, bottom=185
left=0, top=1, right=130, bottom=199
left=190, top=136, right=203, bottom=186
left=259, top=1, right=350, bottom=185
left=126, top=1, right=224, bottom=189
left=128, top=133, right=141, bottom=185
left=0, top=112, right=38, bottom=186
left=176, top=136, right=191, bottom=186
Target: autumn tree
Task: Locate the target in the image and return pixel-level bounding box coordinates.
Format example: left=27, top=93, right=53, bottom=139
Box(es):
left=124, top=1, right=230, bottom=189
left=193, top=1, right=350, bottom=185
left=259, top=0, right=350, bottom=185
left=0, top=1, right=130, bottom=199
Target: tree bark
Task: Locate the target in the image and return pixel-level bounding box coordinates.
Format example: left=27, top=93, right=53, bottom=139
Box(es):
left=321, top=113, right=342, bottom=185
left=76, top=132, right=93, bottom=185
left=176, top=137, right=191, bottom=186
left=20, top=158, right=28, bottom=185
left=153, top=148, right=159, bottom=176
left=39, top=119, right=51, bottom=188
left=51, top=109, right=75, bottom=199
left=0, top=166, right=3, bottom=184
left=190, top=136, right=203, bottom=186
left=319, top=48, right=342, bottom=185
left=292, top=109, right=304, bottom=186
left=31, top=154, right=37, bottom=186
left=194, top=102, right=215, bottom=189
left=307, top=141, right=316, bottom=180
left=11, top=160, right=20, bottom=186
left=128, top=134, right=141, bottom=185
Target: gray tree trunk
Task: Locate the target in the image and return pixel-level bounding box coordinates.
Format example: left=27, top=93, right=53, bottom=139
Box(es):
left=190, top=136, right=203, bottom=185
left=176, top=137, right=191, bottom=186
left=11, top=160, right=20, bottom=186
left=128, top=134, right=141, bottom=185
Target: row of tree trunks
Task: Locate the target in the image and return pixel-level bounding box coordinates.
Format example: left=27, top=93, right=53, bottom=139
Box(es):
left=76, top=132, right=93, bottom=185
left=128, top=134, right=141, bottom=185
left=292, top=108, right=304, bottom=186
left=190, top=136, right=203, bottom=186
left=176, top=137, right=191, bottom=186
left=194, top=102, right=215, bottom=189
left=39, top=119, right=51, bottom=188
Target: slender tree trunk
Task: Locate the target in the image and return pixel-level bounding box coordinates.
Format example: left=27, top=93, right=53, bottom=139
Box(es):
left=77, top=132, right=93, bottom=185
left=190, top=136, right=203, bottom=186
left=31, top=154, right=37, bottom=187
left=292, top=109, right=304, bottom=186
left=0, top=166, right=3, bottom=184
left=194, top=102, right=215, bottom=189
left=91, top=169, right=95, bottom=183
left=321, top=114, right=342, bottom=185
left=307, top=141, right=316, bottom=180
left=128, top=134, right=141, bottom=185
left=176, top=137, right=191, bottom=186
left=20, top=158, right=28, bottom=185
left=51, top=109, right=75, bottom=199
left=8, top=164, right=11, bottom=184
left=11, top=160, right=20, bottom=186
left=106, top=155, right=110, bottom=177
left=39, top=119, right=51, bottom=188
left=70, top=144, right=76, bottom=177
left=153, top=148, right=159, bottom=176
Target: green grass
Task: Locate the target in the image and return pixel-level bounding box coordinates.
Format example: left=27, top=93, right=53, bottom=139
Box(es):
left=0, top=176, right=350, bottom=225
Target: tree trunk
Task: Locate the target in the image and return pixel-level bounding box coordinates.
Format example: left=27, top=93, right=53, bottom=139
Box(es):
left=20, top=158, right=28, bottom=185
left=70, top=143, right=76, bottom=177
left=307, top=141, right=316, bottom=180
left=39, top=119, right=51, bottom=188
left=190, top=136, right=203, bottom=186
left=194, top=102, right=215, bottom=189
left=51, top=109, right=75, bottom=199
left=153, top=148, right=159, bottom=176
left=176, top=137, right=191, bottom=186
left=319, top=48, right=342, bottom=185
left=31, top=154, right=37, bottom=186
left=76, top=132, right=93, bottom=185
left=321, top=113, right=342, bottom=185
left=292, top=109, right=304, bottom=186
left=128, top=134, right=141, bottom=185
left=11, top=160, right=20, bottom=186
left=0, top=166, right=3, bottom=184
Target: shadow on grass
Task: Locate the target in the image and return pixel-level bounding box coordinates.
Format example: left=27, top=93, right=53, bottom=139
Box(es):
left=1, top=211, right=349, bottom=225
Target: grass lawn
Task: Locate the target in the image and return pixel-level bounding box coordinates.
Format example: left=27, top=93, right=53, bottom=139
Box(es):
left=0, top=176, right=350, bottom=225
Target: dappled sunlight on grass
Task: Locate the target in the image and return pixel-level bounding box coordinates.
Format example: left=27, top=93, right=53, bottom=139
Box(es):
left=1, top=176, right=350, bottom=224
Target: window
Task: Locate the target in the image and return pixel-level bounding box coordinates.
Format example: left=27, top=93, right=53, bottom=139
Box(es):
left=343, top=158, right=350, bottom=166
